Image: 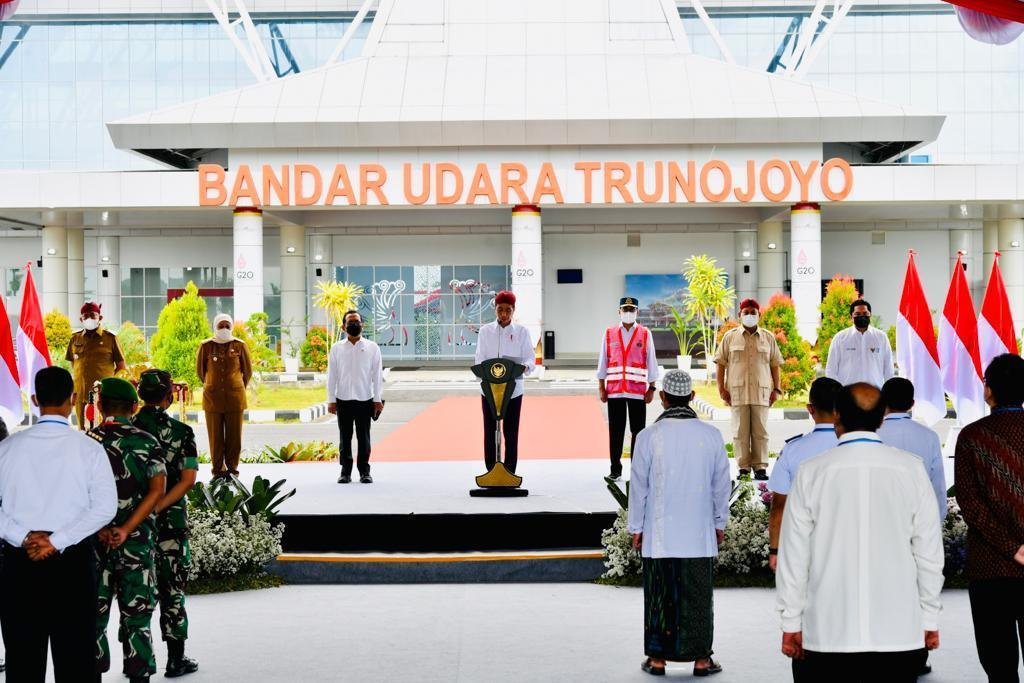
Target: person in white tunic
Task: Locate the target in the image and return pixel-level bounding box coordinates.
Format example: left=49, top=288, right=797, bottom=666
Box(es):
left=824, top=299, right=894, bottom=388
left=766, top=377, right=841, bottom=572
left=473, top=290, right=535, bottom=473
left=776, top=383, right=944, bottom=682
left=628, top=370, right=729, bottom=678
left=879, top=377, right=948, bottom=522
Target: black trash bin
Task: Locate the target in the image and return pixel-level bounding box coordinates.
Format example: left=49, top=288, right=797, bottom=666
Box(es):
left=544, top=331, right=555, bottom=360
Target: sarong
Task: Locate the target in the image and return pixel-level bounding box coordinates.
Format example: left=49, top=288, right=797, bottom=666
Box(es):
left=643, top=557, right=715, bottom=662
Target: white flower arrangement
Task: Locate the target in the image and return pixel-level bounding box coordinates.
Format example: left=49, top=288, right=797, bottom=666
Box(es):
left=600, top=508, right=642, bottom=580
left=188, top=507, right=284, bottom=581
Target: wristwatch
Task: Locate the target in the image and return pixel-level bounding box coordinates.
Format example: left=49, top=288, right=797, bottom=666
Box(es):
left=768, top=547, right=779, bottom=555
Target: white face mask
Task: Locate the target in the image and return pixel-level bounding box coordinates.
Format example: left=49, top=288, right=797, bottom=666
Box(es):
left=215, top=328, right=232, bottom=342
left=82, top=318, right=99, bottom=331
left=741, top=313, right=759, bottom=328
left=620, top=311, right=637, bottom=325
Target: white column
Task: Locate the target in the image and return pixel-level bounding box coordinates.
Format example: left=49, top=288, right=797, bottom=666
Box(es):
left=41, top=224, right=68, bottom=317
left=232, top=207, right=264, bottom=322
left=757, top=220, right=784, bottom=305
left=983, top=206, right=999, bottom=285
left=734, top=231, right=757, bottom=305
left=998, top=204, right=1024, bottom=334
left=96, top=236, right=121, bottom=325
left=308, top=234, right=333, bottom=327
left=279, top=223, right=306, bottom=360
left=790, top=203, right=822, bottom=344
left=511, top=204, right=543, bottom=356
left=66, top=215, right=84, bottom=315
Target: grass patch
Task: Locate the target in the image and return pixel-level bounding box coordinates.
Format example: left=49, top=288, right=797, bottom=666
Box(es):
left=250, top=385, right=326, bottom=410
left=692, top=384, right=809, bottom=410
left=187, top=571, right=286, bottom=595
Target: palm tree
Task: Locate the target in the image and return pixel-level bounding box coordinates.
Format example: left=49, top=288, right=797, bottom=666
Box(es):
left=313, top=280, right=364, bottom=342
left=683, top=255, right=736, bottom=382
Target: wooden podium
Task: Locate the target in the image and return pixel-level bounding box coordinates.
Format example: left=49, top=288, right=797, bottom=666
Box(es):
left=470, top=358, right=529, bottom=497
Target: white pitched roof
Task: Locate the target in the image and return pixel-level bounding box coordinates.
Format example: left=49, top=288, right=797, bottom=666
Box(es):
left=107, top=0, right=943, bottom=151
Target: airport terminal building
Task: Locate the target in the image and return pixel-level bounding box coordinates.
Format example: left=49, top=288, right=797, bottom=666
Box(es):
left=1, top=0, right=1023, bottom=362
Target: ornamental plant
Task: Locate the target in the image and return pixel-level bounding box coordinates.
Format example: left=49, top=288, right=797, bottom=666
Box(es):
left=44, top=308, right=73, bottom=370
left=300, top=325, right=330, bottom=371
left=150, top=281, right=211, bottom=390
left=682, top=255, right=735, bottom=374
left=760, top=293, right=815, bottom=398
left=187, top=507, right=284, bottom=581
left=312, top=280, right=364, bottom=342
left=233, top=312, right=282, bottom=373
left=114, top=320, right=150, bottom=366
left=816, top=274, right=860, bottom=363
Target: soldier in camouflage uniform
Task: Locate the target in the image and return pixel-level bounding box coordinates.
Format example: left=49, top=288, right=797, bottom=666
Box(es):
left=89, top=377, right=167, bottom=683
left=132, top=369, right=200, bottom=678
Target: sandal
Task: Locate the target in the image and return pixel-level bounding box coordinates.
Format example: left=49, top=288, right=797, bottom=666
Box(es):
left=693, top=657, right=723, bottom=677
left=640, top=658, right=666, bottom=676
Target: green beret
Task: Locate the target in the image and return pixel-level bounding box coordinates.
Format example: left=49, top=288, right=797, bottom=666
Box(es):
left=99, top=377, right=138, bottom=403
left=137, top=369, right=172, bottom=399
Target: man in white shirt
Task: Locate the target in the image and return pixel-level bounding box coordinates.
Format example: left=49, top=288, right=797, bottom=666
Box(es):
left=326, top=310, right=384, bottom=484
left=767, top=377, right=841, bottom=572
left=0, top=366, right=117, bottom=681
left=474, top=290, right=535, bottom=474
left=776, top=383, right=944, bottom=682
left=597, top=296, right=659, bottom=481
left=629, top=370, right=729, bottom=677
left=824, top=298, right=894, bottom=388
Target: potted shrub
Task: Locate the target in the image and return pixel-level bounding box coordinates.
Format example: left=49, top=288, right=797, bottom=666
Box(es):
left=669, top=306, right=699, bottom=370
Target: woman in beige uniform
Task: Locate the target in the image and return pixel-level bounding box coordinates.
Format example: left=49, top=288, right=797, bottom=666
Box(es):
left=196, top=314, right=251, bottom=478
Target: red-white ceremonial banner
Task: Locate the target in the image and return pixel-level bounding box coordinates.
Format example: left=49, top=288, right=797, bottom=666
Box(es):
left=0, top=295, right=22, bottom=427
left=16, top=263, right=51, bottom=414
left=896, top=252, right=946, bottom=426
left=939, top=253, right=986, bottom=424
left=978, top=251, right=1018, bottom=372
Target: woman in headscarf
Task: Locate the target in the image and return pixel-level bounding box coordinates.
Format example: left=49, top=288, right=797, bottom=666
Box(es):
left=196, top=314, right=251, bottom=478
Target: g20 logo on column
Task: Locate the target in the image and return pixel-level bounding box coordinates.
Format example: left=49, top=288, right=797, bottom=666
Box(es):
left=795, top=249, right=816, bottom=277
left=515, top=268, right=534, bottom=278
left=235, top=270, right=255, bottom=280
left=796, top=266, right=816, bottom=276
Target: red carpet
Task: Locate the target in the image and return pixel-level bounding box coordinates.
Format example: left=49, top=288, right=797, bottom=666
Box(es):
left=373, top=396, right=607, bottom=462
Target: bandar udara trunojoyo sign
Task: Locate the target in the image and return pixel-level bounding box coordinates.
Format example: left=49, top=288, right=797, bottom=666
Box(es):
left=198, top=157, right=854, bottom=207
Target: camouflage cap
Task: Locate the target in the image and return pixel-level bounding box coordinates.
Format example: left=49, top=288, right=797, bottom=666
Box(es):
left=99, top=377, right=138, bottom=403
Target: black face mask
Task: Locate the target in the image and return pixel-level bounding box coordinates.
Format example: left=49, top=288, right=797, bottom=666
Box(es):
left=853, top=315, right=870, bottom=330
left=346, top=322, right=362, bottom=336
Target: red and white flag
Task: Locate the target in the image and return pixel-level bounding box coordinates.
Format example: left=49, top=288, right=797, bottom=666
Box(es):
left=896, top=252, right=946, bottom=425
left=938, top=253, right=986, bottom=424
left=978, top=251, right=1018, bottom=371
left=0, top=295, right=22, bottom=427
left=16, top=263, right=51, bottom=413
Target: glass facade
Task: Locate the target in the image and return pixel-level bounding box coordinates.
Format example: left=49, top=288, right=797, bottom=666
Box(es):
left=121, top=266, right=281, bottom=342
left=0, top=16, right=368, bottom=170
left=682, top=8, right=1024, bottom=163
left=337, top=265, right=511, bottom=359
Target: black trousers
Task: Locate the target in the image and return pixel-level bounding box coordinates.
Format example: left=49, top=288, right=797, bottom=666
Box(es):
left=969, top=578, right=1024, bottom=682
left=337, top=399, right=374, bottom=476
left=792, top=649, right=927, bottom=682
left=607, top=397, right=646, bottom=475
left=482, top=395, right=523, bottom=473
left=0, top=540, right=98, bottom=683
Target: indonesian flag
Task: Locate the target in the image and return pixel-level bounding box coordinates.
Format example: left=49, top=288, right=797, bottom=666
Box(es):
left=16, top=263, right=51, bottom=414
left=938, top=253, right=986, bottom=424
left=896, top=252, right=946, bottom=426
left=978, top=251, right=1018, bottom=371
left=0, top=295, right=22, bottom=427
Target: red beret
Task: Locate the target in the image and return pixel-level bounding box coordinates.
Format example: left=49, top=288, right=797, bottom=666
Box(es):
left=80, top=301, right=101, bottom=315
left=739, top=298, right=760, bottom=311
left=494, top=290, right=516, bottom=307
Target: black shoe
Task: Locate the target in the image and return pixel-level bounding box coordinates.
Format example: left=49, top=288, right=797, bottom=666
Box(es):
left=919, top=664, right=932, bottom=676
left=608, top=471, right=622, bottom=482
left=165, top=656, right=199, bottom=678
left=693, top=657, right=723, bottom=677
left=337, top=473, right=351, bottom=484
left=640, top=658, right=665, bottom=676
left=129, top=676, right=149, bottom=683
left=754, top=469, right=769, bottom=481
left=737, top=469, right=750, bottom=480
left=359, top=474, right=373, bottom=484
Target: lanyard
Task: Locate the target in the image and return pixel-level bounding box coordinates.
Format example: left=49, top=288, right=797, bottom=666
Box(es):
left=993, top=406, right=1024, bottom=414
left=837, top=437, right=882, bottom=447
left=884, top=415, right=912, bottom=421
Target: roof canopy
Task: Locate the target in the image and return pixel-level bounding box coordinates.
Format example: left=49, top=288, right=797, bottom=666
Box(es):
left=108, top=0, right=944, bottom=163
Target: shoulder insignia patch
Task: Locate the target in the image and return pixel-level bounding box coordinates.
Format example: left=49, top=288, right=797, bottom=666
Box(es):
left=784, top=433, right=803, bottom=444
